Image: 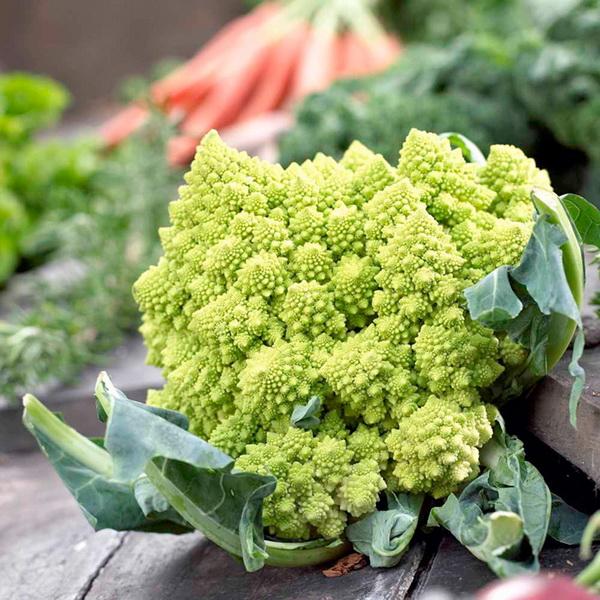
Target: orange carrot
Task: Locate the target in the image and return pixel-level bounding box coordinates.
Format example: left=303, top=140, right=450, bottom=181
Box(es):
left=336, top=32, right=372, bottom=78
left=101, top=2, right=403, bottom=153
left=333, top=32, right=349, bottom=78
left=100, top=104, right=149, bottom=147
left=360, top=34, right=402, bottom=72
left=236, top=22, right=309, bottom=122
left=290, top=27, right=337, bottom=100
left=167, top=135, right=199, bottom=167
left=219, top=110, right=293, bottom=150
left=180, top=34, right=276, bottom=137
left=164, top=76, right=214, bottom=116
left=152, top=2, right=279, bottom=105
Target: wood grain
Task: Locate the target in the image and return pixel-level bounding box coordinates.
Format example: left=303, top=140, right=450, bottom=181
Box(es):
left=415, top=535, right=597, bottom=597
left=0, top=452, right=125, bottom=600
left=83, top=532, right=424, bottom=600
left=2, top=449, right=598, bottom=599
left=520, top=345, right=600, bottom=485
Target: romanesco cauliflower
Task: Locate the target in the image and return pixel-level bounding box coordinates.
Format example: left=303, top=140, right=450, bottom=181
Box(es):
left=134, top=128, right=551, bottom=540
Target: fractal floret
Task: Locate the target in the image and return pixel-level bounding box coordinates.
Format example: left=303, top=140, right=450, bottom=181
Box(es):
left=133, top=128, right=550, bottom=541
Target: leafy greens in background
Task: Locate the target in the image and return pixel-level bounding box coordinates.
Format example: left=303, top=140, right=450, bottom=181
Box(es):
left=0, top=73, right=68, bottom=141
left=281, top=0, right=600, bottom=213
left=0, top=111, right=182, bottom=402
left=0, top=72, right=89, bottom=284
left=279, top=37, right=534, bottom=168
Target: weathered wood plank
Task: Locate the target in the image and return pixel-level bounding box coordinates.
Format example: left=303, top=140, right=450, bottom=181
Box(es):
left=415, top=536, right=598, bottom=597
left=508, top=252, right=600, bottom=485
left=3, top=445, right=597, bottom=599
left=1, top=451, right=425, bottom=600
left=84, top=531, right=424, bottom=600
left=0, top=451, right=125, bottom=600
left=519, top=345, right=600, bottom=485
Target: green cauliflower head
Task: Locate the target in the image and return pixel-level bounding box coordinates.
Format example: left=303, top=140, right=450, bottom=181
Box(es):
left=134, top=128, right=550, bottom=540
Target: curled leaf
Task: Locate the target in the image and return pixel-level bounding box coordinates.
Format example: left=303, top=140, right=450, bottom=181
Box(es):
left=466, top=191, right=586, bottom=425
left=291, top=395, right=322, bottom=430
left=429, top=426, right=551, bottom=578
left=24, top=372, right=277, bottom=571
left=346, top=492, right=424, bottom=568
left=440, top=131, right=486, bottom=164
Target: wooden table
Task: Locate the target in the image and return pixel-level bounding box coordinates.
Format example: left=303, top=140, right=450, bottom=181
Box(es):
left=2, top=261, right=599, bottom=599
left=0, top=450, right=594, bottom=600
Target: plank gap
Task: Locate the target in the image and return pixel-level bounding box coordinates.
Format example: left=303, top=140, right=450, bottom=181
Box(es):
left=77, top=532, right=128, bottom=600
left=405, top=531, right=442, bottom=599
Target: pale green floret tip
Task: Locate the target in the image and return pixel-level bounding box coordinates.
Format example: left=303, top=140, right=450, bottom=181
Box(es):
left=134, top=128, right=550, bottom=540
left=386, top=397, right=495, bottom=498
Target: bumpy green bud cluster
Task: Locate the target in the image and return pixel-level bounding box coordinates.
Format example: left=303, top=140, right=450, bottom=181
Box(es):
left=386, top=398, right=497, bottom=498
left=134, top=129, right=550, bottom=538
left=236, top=428, right=385, bottom=540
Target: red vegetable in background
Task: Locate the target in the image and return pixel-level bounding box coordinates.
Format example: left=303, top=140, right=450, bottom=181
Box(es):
left=476, top=512, right=600, bottom=599
left=477, top=575, right=598, bottom=600
left=100, top=0, right=401, bottom=165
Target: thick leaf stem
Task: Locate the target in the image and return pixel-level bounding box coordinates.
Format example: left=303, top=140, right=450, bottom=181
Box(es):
left=264, top=538, right=351, bottom=567
left=530, top=188, right=585, bottom=371
left=576, top=553, right=600, bottom=588
left=22, top=394, right=113, bottom=477
left=576, top=512, right=600, bottom=588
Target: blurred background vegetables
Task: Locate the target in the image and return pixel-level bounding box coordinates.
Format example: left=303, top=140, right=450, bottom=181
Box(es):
left=280, top=0, right=600, bottom=208
left=0, top=73, right=80, bottom=284
left=100, top=0, right=401, bottom=165
left=1, top=0, right=600, bottom=402
left=278, top=37, right=533, bottom=167
left=0, top=106, right=181, bottom=400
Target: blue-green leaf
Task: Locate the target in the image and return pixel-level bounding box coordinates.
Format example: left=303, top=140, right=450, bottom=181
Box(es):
left=548, top=494, right=593, bottom=546
left=429, top=426, right=552, bottom=578
left=24, top=372, right=277, bottom=572
left=465, top=266, right=523, bottom=327
left=291, top=395, right=322, bottom=430
left=22, top=396, right=187, bottom=532
left=560, top=193, right=600, bottom=249
left=346, top=492, right=424, bottom=568
left=466, top=200, right=586, bottom=423
left=511, top=217, right=581, bottom=327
